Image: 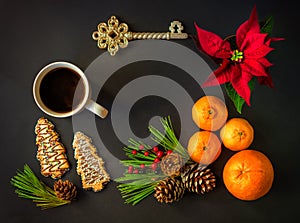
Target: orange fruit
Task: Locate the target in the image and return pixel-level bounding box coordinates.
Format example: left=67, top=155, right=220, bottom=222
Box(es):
left=187, top=131, right=222, bottom=165
left=192, top=95, right=228, bottom=131
left=223, top=150, right=274, bottom=201
left=220, top=118, right=254, bottom=151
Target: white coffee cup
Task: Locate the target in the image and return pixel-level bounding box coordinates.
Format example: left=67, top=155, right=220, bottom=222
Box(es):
left=33, top=61, right=108, bottom=118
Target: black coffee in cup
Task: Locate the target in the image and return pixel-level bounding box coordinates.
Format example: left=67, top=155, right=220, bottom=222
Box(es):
left=39, top=68, right=85, bottom=113
left=33, top=61, right=108, bottom=118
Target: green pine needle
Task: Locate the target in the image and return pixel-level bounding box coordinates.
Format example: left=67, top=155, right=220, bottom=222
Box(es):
left=116, top=173, right=165, bottom=205
left=149, top=116, right=190, bottom=161
left=10, top=164, right=70, bottom=210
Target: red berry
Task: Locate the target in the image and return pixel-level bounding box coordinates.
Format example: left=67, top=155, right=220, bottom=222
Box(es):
left=140, top=164, right=145, bottom=169
left=154, top=158, right=160, bottom=163
left=133, top=169, right=139, bottom=174
left=167, top=150, right=173, bottom=155
left=156, top=150, right=164, bottom=158
left=144, top=151, right=149, bottom=156
left=132, top=150, right=137, bottom=155
left=151, top=163, right=157, bottom=170
left=128, top=166, right=133, bottom=173
left=153, top=146, right=159, bottom=152
left=139, top=145, right=144, bottom=150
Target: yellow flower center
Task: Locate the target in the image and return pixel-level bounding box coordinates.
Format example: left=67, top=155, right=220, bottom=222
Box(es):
left=231, top=49, right=244, bottom=62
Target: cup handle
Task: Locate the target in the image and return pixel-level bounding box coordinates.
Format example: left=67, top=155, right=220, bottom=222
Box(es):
left=85, top=99, right=109, bottom=119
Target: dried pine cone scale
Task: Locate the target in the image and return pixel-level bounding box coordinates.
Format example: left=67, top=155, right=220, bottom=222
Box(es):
left=154, top=177, right=185, bottom=203
left=181, top=166, right=216, bottom=195
left=53, top=179, right=77, bottom=201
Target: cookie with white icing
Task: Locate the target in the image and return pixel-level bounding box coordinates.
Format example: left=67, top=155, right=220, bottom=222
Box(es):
left=73, top=131, right=110, bottom=192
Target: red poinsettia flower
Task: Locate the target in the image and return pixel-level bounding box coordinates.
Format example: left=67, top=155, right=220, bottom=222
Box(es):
left=195, top=6, right=282, bottom=105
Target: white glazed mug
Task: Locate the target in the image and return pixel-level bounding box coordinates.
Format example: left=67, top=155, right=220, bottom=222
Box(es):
left=33, top=61, right=108, bottom=118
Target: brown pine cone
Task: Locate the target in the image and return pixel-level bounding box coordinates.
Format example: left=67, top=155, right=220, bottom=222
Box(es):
left=53, top=180, right=77, bottom=201
left=154, top=177, right=185, bottom=203
left=181, top=165, right=216, bottom=194
left=160, top=153, right=183, bottom=177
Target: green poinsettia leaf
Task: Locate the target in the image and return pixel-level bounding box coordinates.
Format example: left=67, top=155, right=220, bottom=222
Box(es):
left=260, top=16, right=274, bottom=35
left=225, top=79, right=255, bottom=114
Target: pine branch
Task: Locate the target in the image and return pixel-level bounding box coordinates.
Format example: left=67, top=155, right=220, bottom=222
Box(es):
left=115, top=172, right=164, bottom=184
left=124, top=139, right=157, bottom=161
left=121, top=160, right=154, bottom=167
left=10, top=164, right=69, bottom=210
left=123, top=184, right=157, bottom=205
left=149, top=116, right=190, bottom=161
left=116, top=116, right=192, bottom=205
left=116, top=173, right=165, bottom=205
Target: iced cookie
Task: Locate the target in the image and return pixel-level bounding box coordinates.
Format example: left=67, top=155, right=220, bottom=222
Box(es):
left=35, top=117, right=70, bottom=179
left=72, top=131, right=110, bottom=192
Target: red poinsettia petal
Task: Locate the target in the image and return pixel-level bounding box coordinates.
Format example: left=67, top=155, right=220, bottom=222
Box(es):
left=245, top=44, right=274, bottom=59
left=243, top=59, right=269, bottom=77
left=270, top=37, right=285, bottom=42
left=236, top=6, right=260, bottom=48
left=241, top=33, right=267, bottom=51
left=195, top=23, right=231, bottom=59
left=258, top=74, right=274, bottom=88
left=202, top=60, right=232, bottom=87
left=231, top=67, right=253, bottom=105
left=241, top=33, right=274, bottom=59
left=257, top=57, right=273, bottom=67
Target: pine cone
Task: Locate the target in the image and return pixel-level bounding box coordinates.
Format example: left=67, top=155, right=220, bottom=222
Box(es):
left=160, top=153, right=183, bottom=177
left=181, top=164, right=216, bottom=194
left=154, top=177, right=185, bottom=203
left=180, top=163, right=206, bottom=176
left=54, top=180, right=77, bottom=201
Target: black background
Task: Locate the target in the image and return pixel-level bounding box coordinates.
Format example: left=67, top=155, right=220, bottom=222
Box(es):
left=1, top=0, right=299, bottom=222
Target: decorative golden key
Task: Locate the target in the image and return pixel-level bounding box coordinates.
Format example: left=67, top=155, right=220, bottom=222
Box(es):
left=92, top=16, right=188, bottom=56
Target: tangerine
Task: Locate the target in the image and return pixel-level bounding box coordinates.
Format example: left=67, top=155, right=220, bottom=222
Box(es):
left=220, top=118, right=254, bottom=151
left=192, top=96, right=228, bottom=131
left=222, top=150, right=274, bottom=201
left=187, top=131, right=222, bottom=165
